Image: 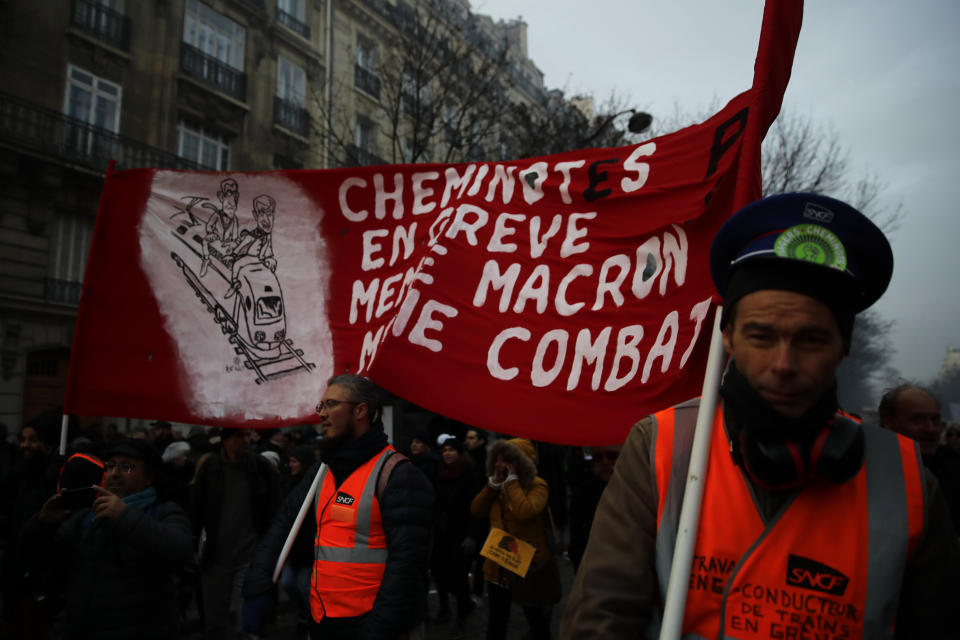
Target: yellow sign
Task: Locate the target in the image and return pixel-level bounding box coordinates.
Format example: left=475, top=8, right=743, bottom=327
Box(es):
left=480, top=527, right=536, bottom=577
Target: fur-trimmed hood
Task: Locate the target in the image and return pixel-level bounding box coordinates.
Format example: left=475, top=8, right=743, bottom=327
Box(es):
left=487, top=438, right=538, bottom=487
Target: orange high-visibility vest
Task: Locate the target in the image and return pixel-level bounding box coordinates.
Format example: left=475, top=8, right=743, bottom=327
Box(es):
left=651, top=399, right=925, bottom=640
left=309, top=445, right=394, bottom=621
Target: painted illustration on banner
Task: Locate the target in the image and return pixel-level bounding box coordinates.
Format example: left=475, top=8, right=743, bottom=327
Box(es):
left=138, top=173, right=334, bottom=420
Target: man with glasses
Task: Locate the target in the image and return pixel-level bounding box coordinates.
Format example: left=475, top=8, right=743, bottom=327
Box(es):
left=242, top=374, right=434, bottom=639
left=24, top=438, right=193, bottom=638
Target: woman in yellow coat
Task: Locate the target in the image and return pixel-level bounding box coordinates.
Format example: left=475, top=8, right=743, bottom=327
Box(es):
left=471, top=438, right=555, bottom=640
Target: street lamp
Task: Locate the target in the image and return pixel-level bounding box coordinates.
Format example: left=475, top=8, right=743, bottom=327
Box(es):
left=578, top=108, right=653, bottom=147
left=625, top=110, right=653, bottom=134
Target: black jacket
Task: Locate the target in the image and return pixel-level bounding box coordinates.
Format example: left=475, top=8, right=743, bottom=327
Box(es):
left=568, top=473, right=607, bottom=570
left=243, top=426, right=435, bottom=639
left=434, top=459, right=482, bottom=552
left=22, top=493, right=193, bottom=639
left=189, top=449, right=280, bottom=569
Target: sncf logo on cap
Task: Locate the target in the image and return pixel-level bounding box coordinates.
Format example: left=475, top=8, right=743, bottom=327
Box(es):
left=803, top=202, right=835, bottom=223
left=786, top=554, right=849, bottom=596
left=335, top=491, right=355, bottom=506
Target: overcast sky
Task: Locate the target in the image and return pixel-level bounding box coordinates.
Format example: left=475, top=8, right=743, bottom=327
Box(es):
left=475, top=0, right=960, bottom=384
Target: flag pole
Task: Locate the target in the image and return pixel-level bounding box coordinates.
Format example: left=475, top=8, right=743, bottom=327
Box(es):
left=59, top=414, right=70, bottom=455
left=273, top=462, right=327, bottom=583
left=658, top=306, right=727, bottom=640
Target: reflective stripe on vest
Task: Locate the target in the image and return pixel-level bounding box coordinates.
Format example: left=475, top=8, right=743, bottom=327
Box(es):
left=651, top=400, right=925, bottom=640
left=310, top=445, right=393, bottom=621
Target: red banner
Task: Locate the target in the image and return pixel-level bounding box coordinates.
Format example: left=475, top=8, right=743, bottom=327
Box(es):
left=65, top=3, right=802, bottom=445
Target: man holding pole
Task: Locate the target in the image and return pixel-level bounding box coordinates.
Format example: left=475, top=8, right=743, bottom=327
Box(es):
left=561, top=193, right=960, bottom=639
left=241, top=374, right=434, bottom=639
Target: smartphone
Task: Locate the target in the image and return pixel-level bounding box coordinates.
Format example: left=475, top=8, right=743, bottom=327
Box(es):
left=60, top=487, right=97, bottom=511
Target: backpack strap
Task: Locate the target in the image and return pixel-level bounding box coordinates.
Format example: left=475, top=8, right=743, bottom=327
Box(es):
left=376, top=450, right=408, bottom=502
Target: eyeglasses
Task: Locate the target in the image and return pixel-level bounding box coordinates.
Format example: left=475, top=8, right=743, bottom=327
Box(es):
left=104, top=460, right=138, bottom=474
left=315, top=399, right=361, bottom=414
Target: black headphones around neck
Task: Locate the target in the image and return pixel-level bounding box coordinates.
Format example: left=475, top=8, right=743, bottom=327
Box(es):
left=733, top=414, right=864, bottom=490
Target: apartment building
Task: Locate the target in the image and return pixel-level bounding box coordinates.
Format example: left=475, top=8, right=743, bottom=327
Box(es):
left=0, top=0, right=546, bottom=429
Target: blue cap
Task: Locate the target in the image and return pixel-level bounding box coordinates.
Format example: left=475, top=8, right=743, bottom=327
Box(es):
left=710, top=193, right=893, bottom=312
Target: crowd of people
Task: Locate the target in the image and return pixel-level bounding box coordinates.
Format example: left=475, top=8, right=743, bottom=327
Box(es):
left=0, top=193, right=959, bottom=639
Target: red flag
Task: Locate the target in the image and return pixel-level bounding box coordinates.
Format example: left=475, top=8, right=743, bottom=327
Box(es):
left=65, top=2, right=802, bottom=445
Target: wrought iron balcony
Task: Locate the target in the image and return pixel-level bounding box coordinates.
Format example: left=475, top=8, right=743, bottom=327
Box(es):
left=45, top=278, right=83, bottom=306
left=345, top=144, right=385, bottom=167
left=181, top=43, right=247, bottom=101
left=354, top=65, right=381, bottom=99
left=72, top=0, right=131, bottom=51
left=277, top=8, right=310, bottom=39
left=0, top=91, right=204, bottom=172
left=274, top=96, right=310, bottom=138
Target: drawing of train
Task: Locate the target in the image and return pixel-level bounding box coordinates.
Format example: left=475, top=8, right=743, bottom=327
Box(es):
left=167, top=200, right=314, bottom=384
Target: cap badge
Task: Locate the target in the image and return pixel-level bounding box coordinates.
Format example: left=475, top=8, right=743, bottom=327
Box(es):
left=773, top=224, right=847, bottom=271
left=803, top=202, right=835, bottom=223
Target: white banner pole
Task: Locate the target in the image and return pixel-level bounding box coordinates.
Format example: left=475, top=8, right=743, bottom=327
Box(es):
left=659, top=306, right=727, bottom=640
left=59, top=414, right=70, bottom=456
left=272, top=462, right=327, bottom=583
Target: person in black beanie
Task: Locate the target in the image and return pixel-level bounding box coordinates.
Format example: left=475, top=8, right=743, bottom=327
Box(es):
left=20, top=438, right=193, bottom=639
left=562, top=193, right=960, bottom=639
left=431, top=437, right=481, bottom=637
left=408, top=429, right=440, bottom=487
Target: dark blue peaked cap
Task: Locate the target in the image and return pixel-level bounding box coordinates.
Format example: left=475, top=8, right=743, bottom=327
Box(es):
left=710, top=193, right=893, bottom=312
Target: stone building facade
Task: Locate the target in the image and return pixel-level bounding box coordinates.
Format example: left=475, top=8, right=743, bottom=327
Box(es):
left=0, top=0, right=545, bottom=430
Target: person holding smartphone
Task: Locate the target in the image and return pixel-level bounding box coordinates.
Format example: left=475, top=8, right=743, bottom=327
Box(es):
left=22, top=438, right=193, bottom=639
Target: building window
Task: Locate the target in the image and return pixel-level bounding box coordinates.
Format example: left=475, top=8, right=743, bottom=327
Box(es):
left=350, top=116, right=379, bottom=165
left=182, top=0, right=247, bottom=99
left=64, top=65, right=121, bottom=131
left=275, top=56, right=308, bottom=136
left=178, top=123, right=229, bottom=170
left=47, top=214, right=93, bottom=305
left=402, top=70, right=431, bottom=117
left=63, top=64, right=121, bottom=159
left=443, top=102, right=461, bottom=145
left=183, top=0, right=245, bottom=70
left=354, top=34, right=380, bottom=98
left=277, top=55, right=306, bottom=106
left=277, top=0, right=309, bottom=38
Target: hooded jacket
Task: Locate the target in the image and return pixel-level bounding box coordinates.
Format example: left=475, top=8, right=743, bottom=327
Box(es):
left=470, top=438, right=550, bottom=584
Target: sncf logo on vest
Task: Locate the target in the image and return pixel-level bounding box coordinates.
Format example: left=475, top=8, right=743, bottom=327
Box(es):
left=335, top=491, right=356, bottom=506
left=786, top=555, right=849, bottom=596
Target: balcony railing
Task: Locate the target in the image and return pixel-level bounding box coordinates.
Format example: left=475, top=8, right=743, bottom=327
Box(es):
left=181, top=43, right=247, bottom=101
left=45, top=278, right=83, bottom=305
left=72, top=0, right=131, bottom=51
left=0, top=91, right=205, bottom=172
left=345, top=144, right=385, bottom=167
left=354, top=65, right=380, bottom=99
left=274, top=96, right=310, bottom=138
left=277, top=8, right=310, bottom=39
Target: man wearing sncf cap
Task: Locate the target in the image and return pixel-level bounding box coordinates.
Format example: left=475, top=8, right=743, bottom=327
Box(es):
left=22, top=438, right=193, bottom=639
left=561, top=194, right=960, bottom=639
